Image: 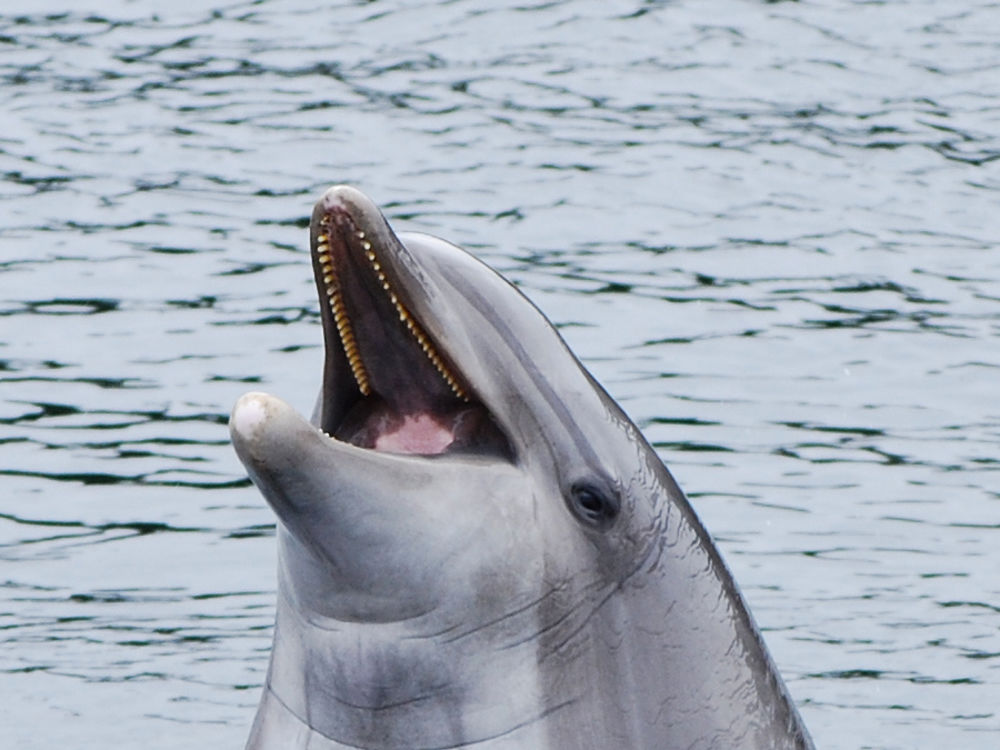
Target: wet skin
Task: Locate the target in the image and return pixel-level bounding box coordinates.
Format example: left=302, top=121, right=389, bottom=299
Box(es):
left=229, top=186, right=814, bottom=750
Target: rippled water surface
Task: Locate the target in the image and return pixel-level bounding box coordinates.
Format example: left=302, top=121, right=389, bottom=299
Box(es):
left=2, top=1, right=998, bottom=748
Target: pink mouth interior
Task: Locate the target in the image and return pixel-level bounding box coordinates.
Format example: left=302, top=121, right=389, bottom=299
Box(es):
left=334, top=399, right=500, bottom=457
left=372, top=412, right=456, bottom=454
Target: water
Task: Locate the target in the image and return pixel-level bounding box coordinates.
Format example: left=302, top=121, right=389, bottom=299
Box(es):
left=1, top=1, right=998, bottom=747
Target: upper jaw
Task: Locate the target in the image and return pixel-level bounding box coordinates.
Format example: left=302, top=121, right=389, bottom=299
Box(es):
left=308, top=186, right=510, bottom=460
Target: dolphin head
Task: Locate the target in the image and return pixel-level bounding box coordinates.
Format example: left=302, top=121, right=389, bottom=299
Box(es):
left=231, top=186, right=665, bottom=619
left=229, top=186, right=811, bottom=750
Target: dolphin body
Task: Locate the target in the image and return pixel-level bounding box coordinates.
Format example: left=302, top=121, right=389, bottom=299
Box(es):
left=229, top=186, right=813, bottom=750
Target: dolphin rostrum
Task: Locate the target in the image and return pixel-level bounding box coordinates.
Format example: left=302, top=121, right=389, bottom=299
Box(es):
left=229, top=186, right=814, bottom=749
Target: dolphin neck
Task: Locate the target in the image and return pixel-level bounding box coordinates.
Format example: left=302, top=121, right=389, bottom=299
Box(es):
left=263, top=597, right=565, bottom=750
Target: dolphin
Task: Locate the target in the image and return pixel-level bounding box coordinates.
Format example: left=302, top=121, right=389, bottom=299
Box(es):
left=229, top=186, right=813, bottom=750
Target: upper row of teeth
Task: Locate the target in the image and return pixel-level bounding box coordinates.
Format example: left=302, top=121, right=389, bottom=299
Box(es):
left=315, top=221, right=468, bottom=401
left=316, top=227, right=372, bottom=396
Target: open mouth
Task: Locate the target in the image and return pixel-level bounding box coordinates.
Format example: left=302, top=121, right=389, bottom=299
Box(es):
left=311, top=191, right=510, bottom=459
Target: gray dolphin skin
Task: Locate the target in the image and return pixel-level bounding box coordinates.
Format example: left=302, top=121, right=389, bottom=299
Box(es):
left=229, top=186, right=814, bottom=750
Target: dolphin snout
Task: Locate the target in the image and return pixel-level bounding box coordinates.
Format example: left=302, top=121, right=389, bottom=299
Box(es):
left=229, top=391, right=273, bottom=445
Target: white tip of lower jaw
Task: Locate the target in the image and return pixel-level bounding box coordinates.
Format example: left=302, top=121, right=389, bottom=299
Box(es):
left=230, top=391, right=273, bottom=441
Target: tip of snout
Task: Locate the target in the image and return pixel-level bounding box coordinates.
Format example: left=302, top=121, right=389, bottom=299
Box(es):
left=229, top=392, right=321, bottom=470
left=229, top=391, right=311, bottom=471
left=315, top=184, right=374, bottom=216
left=230, top=391, right=273, bottom=444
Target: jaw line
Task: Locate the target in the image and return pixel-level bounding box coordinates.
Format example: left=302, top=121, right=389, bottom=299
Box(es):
left=229, top=390, right=527, bottom=625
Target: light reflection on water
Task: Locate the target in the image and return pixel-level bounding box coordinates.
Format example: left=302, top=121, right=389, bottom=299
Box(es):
left=1, top=1, right=998, bottom=748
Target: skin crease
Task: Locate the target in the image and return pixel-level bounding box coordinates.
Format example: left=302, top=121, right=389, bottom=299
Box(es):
left=229, top=186, right=814, bottom=750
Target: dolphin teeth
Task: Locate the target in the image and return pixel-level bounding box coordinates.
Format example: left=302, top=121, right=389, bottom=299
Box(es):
left=314, top=219, right=467, bottom=402
left=314, top=224, right=373, bottom=395
left=331, top=289, right=372, bottom=396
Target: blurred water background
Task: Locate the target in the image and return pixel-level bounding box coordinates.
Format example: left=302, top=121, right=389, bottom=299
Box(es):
left=1, top=1, right=998, bottom=747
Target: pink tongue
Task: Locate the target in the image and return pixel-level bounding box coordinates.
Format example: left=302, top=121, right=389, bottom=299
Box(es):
left=372, top=413, right=455, bottom=455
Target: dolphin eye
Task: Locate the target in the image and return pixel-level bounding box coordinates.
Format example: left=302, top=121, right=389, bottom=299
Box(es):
left=569, top=481, right=619, bottom=529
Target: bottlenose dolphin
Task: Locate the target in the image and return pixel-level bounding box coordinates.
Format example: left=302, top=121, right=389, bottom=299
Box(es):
left=229, top=186, right=813, bottom=749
